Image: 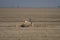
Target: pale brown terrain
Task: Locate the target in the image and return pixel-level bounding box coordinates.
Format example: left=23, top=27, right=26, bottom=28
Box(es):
left=0, top=8, right=60, bottom=40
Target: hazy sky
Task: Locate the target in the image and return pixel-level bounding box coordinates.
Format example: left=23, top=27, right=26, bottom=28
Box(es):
left=0, top=0, right=60, bottom=8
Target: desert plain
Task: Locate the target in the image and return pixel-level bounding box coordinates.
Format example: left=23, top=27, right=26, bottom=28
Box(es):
left=0, top=8, right=60, bottom=40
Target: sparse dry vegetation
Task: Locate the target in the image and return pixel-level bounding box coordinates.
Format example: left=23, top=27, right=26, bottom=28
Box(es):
left=0, top=8, right=60, bottom=40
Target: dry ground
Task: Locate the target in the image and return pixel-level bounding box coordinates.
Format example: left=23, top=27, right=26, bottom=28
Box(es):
left=0, top=8, right=60, bottom=40
left=0, top=24, right=60, bottom=40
